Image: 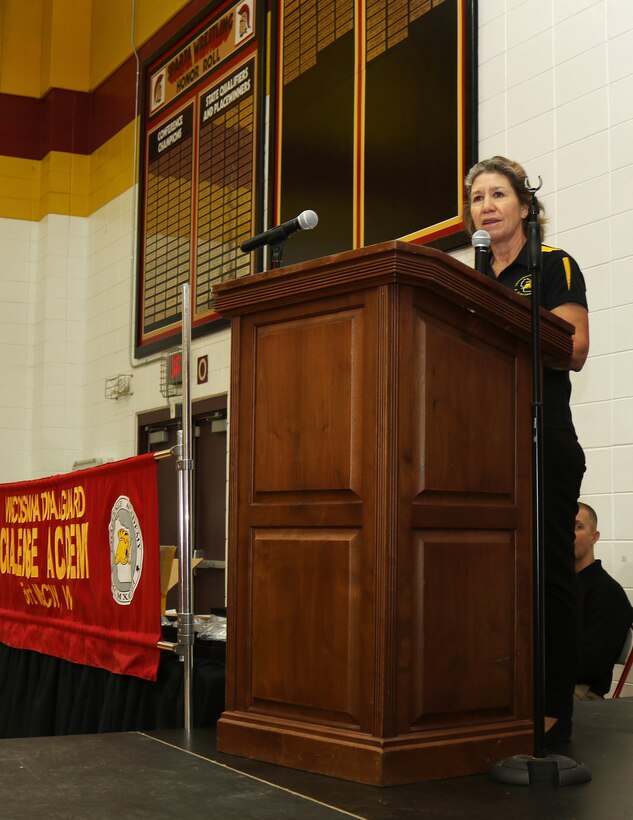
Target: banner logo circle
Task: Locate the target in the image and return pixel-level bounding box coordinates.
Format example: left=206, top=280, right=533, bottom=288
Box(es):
left=109, top=496, right=144, bottom=606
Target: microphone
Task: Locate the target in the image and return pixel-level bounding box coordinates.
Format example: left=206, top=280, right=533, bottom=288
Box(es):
left=471, top=230, right=491, bottom=275
left=240, top=210, right=318, bottom=253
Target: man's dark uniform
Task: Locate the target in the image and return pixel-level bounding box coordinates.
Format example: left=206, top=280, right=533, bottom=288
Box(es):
left=578, top=559, right=633, bottom=696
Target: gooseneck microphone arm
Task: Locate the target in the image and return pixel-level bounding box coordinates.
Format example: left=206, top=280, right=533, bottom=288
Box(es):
left=240, top=209, right=318, bottom=268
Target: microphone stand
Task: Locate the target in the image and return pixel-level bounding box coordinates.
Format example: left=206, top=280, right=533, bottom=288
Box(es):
left=527, top=179, right=546, bottom=761
left=269, top=239, right=285, bottom=269
left=242, top=210, right=319, bottom=269
left=488, top=178, right=590, bottom=786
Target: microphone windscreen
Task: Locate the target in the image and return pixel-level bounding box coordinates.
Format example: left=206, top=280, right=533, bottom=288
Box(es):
left=471, top=229, right=491, bottom=249
left=298, top=210, right=318, bottom=230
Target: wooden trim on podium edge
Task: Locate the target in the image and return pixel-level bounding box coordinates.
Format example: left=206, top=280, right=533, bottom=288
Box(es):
left=213, top=241, right=573, bottom=360
left=216, top=712, right=533, bottom=786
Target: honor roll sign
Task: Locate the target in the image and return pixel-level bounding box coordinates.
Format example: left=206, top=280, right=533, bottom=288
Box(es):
left=0, top=455, right=161, bottom=681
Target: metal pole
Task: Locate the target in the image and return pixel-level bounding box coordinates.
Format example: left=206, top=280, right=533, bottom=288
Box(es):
left=177, top=282, right=194, bottom=730
left=526, top=182, right=545, bottom=758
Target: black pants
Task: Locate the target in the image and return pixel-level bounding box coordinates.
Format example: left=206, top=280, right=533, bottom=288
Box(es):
left=543, top=427, right=585, bottom=720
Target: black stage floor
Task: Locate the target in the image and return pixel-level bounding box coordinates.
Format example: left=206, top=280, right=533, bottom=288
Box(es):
left=2, top=699, right=631, bottom=819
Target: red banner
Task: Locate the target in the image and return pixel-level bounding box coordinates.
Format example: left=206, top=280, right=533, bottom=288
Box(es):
left=0, top=455, right=161, bottom=681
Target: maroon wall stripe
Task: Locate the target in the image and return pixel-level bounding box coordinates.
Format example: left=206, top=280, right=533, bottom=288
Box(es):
left=41, top=88, right=92, bottom=156
left=0, top=93, right=43, bottom=159
left=0, top=0, right=226, bottom=160
left=89, top=58, right=138, bottom=153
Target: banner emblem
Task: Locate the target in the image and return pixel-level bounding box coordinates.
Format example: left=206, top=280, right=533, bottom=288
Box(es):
left=110, top=496, right=144, bottom=605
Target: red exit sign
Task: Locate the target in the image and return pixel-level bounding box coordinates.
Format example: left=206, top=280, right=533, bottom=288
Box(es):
left=167, top=351, right=182, bottom=385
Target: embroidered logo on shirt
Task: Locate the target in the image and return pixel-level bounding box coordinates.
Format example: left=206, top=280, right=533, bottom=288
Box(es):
left=515, top=275, right=532, bottom=296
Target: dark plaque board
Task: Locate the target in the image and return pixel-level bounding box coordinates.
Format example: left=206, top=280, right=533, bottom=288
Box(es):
left=274, top=0, right=476, bottom=267
left=136, top=0, right=476, bottom=351
left=274, top=2, right=356, bottom=264
left=137, top=0, right=263, bottom=356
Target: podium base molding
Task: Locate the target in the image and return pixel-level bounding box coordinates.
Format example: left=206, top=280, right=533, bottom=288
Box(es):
left=217, top=711, right=533, bottom=786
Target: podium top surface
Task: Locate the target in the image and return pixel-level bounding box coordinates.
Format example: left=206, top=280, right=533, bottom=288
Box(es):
left=213, top=240, right=573, bottom=358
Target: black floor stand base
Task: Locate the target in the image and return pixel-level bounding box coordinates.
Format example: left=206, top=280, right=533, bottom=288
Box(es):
left=488, top=754, right=591, bottom=786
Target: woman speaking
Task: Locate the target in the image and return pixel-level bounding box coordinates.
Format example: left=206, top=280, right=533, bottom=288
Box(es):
left=464, top=156, right=590, bottom=746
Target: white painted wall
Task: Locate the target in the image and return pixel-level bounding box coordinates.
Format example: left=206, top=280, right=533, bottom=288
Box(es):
left=0, top=192, right=231, bottom=480
left=473, top=0, right=633, bottom=694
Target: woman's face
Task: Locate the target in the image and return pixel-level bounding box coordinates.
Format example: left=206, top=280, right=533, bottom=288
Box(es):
left=469, top=171, right=529, bottom=247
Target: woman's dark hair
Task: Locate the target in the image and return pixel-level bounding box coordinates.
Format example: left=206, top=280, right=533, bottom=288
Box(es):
left=463, top=155, right=546, bottom=241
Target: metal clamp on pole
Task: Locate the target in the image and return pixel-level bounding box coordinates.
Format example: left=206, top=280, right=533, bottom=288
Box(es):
left=177, top=612, right=195, bottom=647
left=157, top=639, right=184, bottom=655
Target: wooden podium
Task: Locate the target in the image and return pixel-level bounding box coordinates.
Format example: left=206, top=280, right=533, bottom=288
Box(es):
left=213, top=241, right=573, bottom=785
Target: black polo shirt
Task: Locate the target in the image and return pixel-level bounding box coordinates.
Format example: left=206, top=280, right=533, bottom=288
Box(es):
left=483, top=243, right=588, bottom=432
left=578, top=559, right=633, bottom=696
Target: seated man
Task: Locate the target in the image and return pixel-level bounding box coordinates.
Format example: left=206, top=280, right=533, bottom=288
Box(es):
left=575, top=502, right=633, bottom=699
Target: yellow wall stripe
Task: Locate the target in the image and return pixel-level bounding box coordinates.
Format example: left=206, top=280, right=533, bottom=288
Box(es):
left=0, top=120, right=137, bottom=221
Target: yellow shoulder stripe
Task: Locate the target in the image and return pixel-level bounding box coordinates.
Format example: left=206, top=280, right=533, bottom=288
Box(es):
left=541, top=246, right=572, bottom=288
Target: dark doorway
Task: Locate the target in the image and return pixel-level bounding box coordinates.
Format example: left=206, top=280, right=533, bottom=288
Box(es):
left=138, top=395, right=227, bottom=613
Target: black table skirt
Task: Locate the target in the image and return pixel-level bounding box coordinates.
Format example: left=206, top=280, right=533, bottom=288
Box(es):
left=0, top=638, right=225, bottom=739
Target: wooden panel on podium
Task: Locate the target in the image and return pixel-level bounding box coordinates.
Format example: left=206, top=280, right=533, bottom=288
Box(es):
left=213, top=241, right=573, bottom=786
